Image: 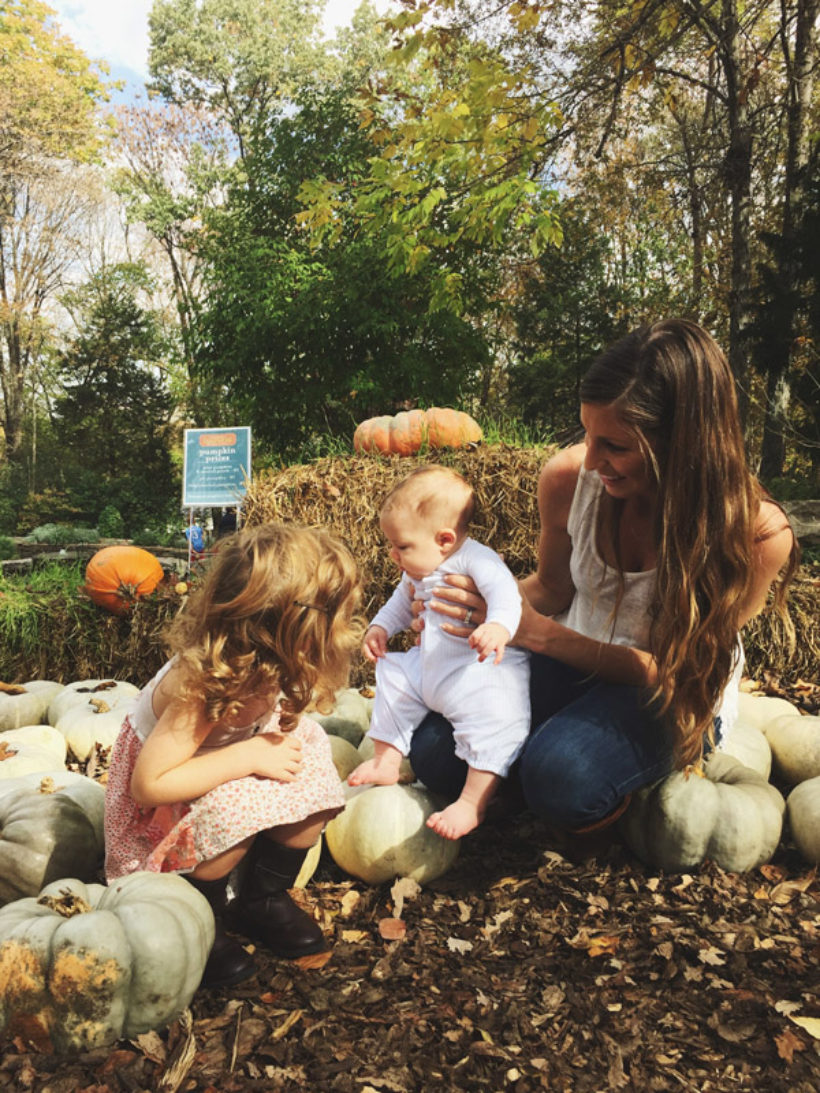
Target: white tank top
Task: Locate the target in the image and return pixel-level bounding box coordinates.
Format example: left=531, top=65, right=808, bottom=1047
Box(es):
left=555, top=465, right=742, bottom=738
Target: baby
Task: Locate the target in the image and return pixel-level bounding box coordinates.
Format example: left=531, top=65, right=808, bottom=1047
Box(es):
left=349, top=465, right=531, bottom=839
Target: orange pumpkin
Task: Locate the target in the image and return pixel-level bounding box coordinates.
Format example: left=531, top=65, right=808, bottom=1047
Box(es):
left=353, top=407, right=481, bottom=455
left=84, top=546, right=164, bottom=616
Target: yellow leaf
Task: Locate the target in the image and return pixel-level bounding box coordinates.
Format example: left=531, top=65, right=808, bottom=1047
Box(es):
left=790, top=1016, right=820, bottom=1039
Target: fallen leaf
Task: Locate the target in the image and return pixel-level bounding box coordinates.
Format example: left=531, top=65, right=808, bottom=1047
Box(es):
left=131, top=1030, right=167, bottom=1064
left=775, top=1027, right=806, bottom=1063
left=390, top=876, right=420, bottom=919
left=378, top=917, right=407, bottom=941
left=271, top=1010, right=304, bottom=1042
left=447, top=937, right=473, bottom=954
left=341, top=929, right=368, bottom=943
left=292, top=950, right=333, bottom=970
left=790, top=1015, right=820, bottom=1038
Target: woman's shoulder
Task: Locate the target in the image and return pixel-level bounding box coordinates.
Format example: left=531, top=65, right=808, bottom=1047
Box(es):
left=754, top=497, right=796, bottom=566
left=537, top=443, right=585, bottom=513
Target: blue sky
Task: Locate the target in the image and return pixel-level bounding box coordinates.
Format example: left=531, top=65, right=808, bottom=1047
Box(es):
left=48, top=1, right=390, bottom=97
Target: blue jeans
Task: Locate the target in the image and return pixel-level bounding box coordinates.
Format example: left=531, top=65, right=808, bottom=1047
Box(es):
left=409, top=654, right=678, bottom=828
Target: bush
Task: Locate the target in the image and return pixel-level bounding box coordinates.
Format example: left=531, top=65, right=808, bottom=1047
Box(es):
left=0, top=536, right=16, bottom=560
left=98, top=505, right=125, bottom=538
left=131, top=525, right=180, bottom=548
left=24, top=524, right=100, bottom=546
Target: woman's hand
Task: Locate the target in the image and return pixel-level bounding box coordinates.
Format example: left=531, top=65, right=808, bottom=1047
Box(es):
left=412, top=574, right=487, bottom=638
left=242, top=732, right=303, bottom=782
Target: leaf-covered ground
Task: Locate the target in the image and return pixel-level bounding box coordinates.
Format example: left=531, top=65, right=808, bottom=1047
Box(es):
left=2, top=678, right=819, bottom=1093
left=2, top=818, right=819, bottom=1092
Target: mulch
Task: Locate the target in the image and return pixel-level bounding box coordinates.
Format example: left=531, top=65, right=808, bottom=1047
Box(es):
left=2, top=684, right=818, bottom=1092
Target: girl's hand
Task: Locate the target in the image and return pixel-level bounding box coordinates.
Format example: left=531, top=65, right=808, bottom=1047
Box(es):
left=424, top=574, right=487, bottom=638
left=244, top=732, right=303, bottom=782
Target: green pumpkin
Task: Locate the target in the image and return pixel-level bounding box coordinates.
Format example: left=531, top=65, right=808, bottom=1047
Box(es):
left=0, top=872, right=214, bottom=1052
left=620, top=752, right=785, bottom=873
left=0, top=774, right=105, bottom=905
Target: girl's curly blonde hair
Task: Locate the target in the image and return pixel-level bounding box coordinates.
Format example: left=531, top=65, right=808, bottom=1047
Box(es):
left=166, top=524, right=364, bottom=731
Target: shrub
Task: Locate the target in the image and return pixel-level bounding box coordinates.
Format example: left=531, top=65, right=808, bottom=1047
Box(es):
left=23, top=524, right=99, bottom=546
left=0, top=537, right=16, bottom=560
left=98, top=505, right=125, bottom=538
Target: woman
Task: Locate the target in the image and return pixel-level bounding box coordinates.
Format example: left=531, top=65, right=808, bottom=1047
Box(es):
left=408, top=320, right=799, bottom=833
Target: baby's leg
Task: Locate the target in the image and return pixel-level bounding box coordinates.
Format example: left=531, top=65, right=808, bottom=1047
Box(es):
left=348, top=739, right=404, bottom=786
left=427, top=767, right=500, bottom=840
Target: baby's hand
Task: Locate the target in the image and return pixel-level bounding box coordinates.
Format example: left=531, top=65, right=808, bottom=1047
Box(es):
left=246, top=732, right=303, bottom=782
left=363, top=625, right=389, bottom=661
left=468, top=621, right=510, bottom=665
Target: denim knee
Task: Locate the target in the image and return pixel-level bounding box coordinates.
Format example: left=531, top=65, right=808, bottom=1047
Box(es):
left=408, top=713, right=468, bottom=800
left=519, top=729, right=622, bottom=828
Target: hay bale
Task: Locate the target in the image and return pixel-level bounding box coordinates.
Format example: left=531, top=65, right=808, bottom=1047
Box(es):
left=244, top=448, right=819, bottom=690
left=243, top=446, right=548, bottom=623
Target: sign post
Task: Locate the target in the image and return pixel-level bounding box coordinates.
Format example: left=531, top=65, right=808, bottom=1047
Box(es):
left=182, top=427, right=252, bottom=571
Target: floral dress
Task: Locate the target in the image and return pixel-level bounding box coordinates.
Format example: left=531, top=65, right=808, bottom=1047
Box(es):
left=104, top=661, right=345, bottom=880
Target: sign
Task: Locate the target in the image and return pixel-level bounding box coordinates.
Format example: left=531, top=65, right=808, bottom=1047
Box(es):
left=183, top=427, right=252, bottom=507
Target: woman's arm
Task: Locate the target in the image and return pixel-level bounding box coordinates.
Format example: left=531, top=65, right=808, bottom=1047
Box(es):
left=737, top=502, right=796, bottom=627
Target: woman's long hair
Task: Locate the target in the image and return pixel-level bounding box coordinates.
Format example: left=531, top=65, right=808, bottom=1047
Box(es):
left=580, top=319, right=798, bottom=766
left=166, top=524, right=364, bottom=731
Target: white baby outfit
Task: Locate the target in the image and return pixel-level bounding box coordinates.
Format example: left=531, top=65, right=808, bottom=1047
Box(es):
left=557, top=465, right=743, bottom=740
left=368, top=537, right=531, bottom=777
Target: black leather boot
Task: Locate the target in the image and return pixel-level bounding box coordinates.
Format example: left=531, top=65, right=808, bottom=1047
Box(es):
left=186, top=874, right=257, bottom=988
left=230, top=838, right=328, bottom=958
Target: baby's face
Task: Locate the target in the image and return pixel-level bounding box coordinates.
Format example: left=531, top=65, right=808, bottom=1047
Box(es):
left=381, top=508, right=448, bottom=580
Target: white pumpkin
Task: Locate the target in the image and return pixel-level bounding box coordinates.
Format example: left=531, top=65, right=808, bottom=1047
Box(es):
left=0, top=872, right=213, bottom=1052
left=55, top=703, right=128, bottom=762
left=48, top=679, right=139, bottom=728
left=736, top=691, right=802, bottom=733
left=0, top=725, right=68, bottom=778
left=314, top=687, right=373, bottom=746
left=620, top=752, right=786, bottom=873
left=327, top=734, right=362, bottom=781
left=787, top=777, right=820, bottom=864
left=718, top=720, right=772, bottom=779
left=764, top=713, right=820, bottom=785
left=326, top=783, right=459, bottom=885
left=0, top=680, right=62, bottom=732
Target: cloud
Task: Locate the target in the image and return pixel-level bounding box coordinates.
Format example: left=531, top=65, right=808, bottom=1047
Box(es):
left=51, top=0, right=152, bottom=79
left=48, top=0, right=392, bottom=85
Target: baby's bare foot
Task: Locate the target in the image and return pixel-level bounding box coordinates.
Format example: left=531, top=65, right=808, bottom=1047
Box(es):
left=348, top=758, right=400, bottom=786
left=426, top=798, right=483, bottom=840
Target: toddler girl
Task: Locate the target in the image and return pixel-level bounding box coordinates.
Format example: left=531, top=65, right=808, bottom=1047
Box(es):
left=104, top=524, right=363, bottom=988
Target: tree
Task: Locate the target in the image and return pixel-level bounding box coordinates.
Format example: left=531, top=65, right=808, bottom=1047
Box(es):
left=0, top=0, right=109, bottom=486
left=111, top=100, right=232, bottom=424
left=52, top=265, right=178, bottom=531
left=196, top=87, right=492, bottom=459
left=147, top=0, right=330, bottom=159
left=0, top=0, right=109, bottom=176
left=296, top=5, right=564, bottom=312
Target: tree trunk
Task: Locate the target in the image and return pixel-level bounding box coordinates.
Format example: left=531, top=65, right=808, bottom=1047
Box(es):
left=758, top=0, right=820, bottom=479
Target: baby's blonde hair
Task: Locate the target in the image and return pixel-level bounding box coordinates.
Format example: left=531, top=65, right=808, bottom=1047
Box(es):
left=381, top=465, right=475, bottom=536
left=166, top=524, right=364, bottom=730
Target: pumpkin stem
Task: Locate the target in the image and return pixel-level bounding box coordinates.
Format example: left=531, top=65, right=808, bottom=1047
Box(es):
left=38, top=889, right=93, bottom=917
left=89, top=699, right=111, bottom=714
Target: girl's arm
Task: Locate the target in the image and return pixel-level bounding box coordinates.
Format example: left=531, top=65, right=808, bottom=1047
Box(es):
left=130, top=672, right=302, bottom=807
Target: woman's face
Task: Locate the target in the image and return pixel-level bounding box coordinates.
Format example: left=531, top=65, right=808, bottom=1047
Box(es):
left=580, top=403, right=656, bottom=500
